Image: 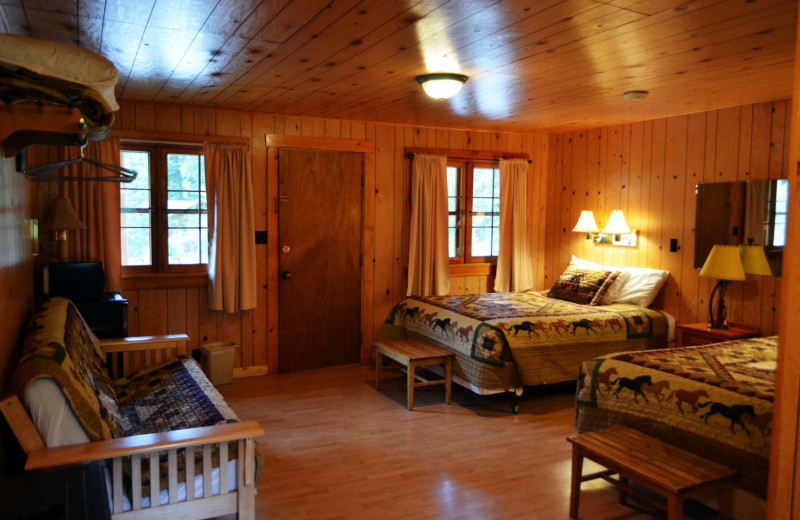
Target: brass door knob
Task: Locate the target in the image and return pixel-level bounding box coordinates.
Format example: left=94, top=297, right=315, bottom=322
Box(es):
left=281, top=271, right=292, bottom=280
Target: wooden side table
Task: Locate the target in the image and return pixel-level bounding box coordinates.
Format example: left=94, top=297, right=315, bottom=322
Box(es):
left=675, top=322, right=759, bottom=348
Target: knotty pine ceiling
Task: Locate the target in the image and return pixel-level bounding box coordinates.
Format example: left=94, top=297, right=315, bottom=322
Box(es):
left=0, top=0, right=797, bottom=133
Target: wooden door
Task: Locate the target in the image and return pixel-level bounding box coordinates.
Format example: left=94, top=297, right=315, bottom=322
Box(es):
left=278, top=149, right=362, bottom=372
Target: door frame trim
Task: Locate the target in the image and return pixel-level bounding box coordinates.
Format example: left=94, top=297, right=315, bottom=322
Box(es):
left=266, top=134, right=375, bottom=374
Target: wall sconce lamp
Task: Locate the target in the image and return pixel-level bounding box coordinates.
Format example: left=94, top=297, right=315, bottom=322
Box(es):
left=415, top=73, right=468, bottom=99
left=572, top=210, right=600, bottom=239
left=43, top=198, right=85, bottom=240
left=572, top=209, right=637, bottom=247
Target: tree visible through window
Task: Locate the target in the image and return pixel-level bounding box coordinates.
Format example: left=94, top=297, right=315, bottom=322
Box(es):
left=447, top=160, right=500, bottom=264
left=120, top=144, right=208, bottom=274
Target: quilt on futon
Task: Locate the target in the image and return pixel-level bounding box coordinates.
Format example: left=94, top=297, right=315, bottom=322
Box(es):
left=377, top=290, right=668, bottom=393
left=114, top=356, right=264, bottom=492
left=575, top=336, right=776, bottom=496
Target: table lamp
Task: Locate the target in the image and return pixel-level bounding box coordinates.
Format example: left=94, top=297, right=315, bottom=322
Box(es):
left=699, top=245, right=745, bottom=329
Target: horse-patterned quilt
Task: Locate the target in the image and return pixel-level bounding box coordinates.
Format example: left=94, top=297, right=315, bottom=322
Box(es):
left=377, top=290, right=668, bottom=393
left=575, top=336, right=776, bottom=497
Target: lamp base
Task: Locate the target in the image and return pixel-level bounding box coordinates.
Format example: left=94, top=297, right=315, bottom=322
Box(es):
left=707, top=322, right=728, bottom=330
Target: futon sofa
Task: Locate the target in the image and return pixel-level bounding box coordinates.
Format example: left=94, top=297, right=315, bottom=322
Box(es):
left=3, top=297, right=263, bottom=519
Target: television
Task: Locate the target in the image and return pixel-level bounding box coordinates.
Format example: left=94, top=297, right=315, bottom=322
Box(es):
left=694, top=179, right=788, bottom=276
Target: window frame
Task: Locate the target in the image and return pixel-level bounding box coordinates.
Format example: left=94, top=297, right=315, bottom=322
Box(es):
left=447, top=158, right=500, bottom=265
left=120, top=142, right=208, bottom=276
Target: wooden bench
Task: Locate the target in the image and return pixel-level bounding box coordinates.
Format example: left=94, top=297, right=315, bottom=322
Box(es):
left=567, top=427, right=739, bottom=520
left=374, top=339, right=454, bottom=410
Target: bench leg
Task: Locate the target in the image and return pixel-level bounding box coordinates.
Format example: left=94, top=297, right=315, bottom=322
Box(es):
left=444, top=356, right=452, bottom=405
left=618, top=476, right=628, bottom=505
left=569, top=446, right=583, bottom=519
left=375, top=350, right=383, bottom=391
left=718, top=483, right=733, bottom=520
left=407, top=362, right=415, bottom=411
left=667, top=496, right=683, bottom=520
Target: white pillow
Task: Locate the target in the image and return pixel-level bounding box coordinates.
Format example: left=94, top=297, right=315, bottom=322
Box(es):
left=570, top=256, right=669, bottom=307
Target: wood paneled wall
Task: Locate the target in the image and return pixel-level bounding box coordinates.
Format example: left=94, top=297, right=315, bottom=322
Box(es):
left=105, top=102, right=548, bottom=372
left=545, top=100, right=791, bottom=335
left=0, top=157, right=36, bottom=387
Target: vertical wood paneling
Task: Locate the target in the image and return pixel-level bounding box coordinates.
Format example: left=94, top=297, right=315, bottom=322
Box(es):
left=546, top=100, right=787, bottom=334
left=116, top=101, right=549, bottom=372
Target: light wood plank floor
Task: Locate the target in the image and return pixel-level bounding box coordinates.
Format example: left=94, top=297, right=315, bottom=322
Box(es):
left=218, top=364, right=765, bottom=520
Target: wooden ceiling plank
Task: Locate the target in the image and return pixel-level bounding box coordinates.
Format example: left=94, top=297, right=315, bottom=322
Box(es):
left=262, top=1, right=635, bottom=117
left=103, top=0, right=156, bottom=24
left=151, top=0, right=280, bottom=103
left=204, top=0, right=360, bottom=104
left=498, top=1, right=793, bottom=83
left=2, top=4, right=31, bottom=36
left=162, top=0, right=292, bottom=105
left=24, top=7, right=79, bottom=46
left=273, top=0, right=571, bottom=104
left=100, top=20, right=148, bottom=89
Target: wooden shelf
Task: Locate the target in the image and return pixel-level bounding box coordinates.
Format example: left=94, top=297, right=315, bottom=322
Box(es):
left=0, top=105, right=94, bottom=157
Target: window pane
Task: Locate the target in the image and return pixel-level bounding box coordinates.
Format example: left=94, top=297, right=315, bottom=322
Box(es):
left=121, top=189, right=151, bottom=209
left=168, top=190, right=200, bottom=210
left=774, top=225, right=786, bottom=247
left=473, top=197, right=494, bottom=213
left=493, top=168, right=500, bottom=197
left=168, top=212, right=200, bottom=228
left=121, top=211, right=150, bottom=227
left=121, top=151, right=150, bottom=190
left=472, top=227, right=491, bottom=257
left=473, top=168, right=495, bottom=196
left=121, top=228, right=151, bottom=266
left=449, top=228, right=456, bottom=257
left=448, top=197, right=457, bottom=212
left=167, top=154, right=201, bottom=191
left=492, top=226, right=499, bottom=256
left=473, top=215, right=494, bottom=227
left=168, top=228, right=201, bottom=264
left=447, top=167, right=458, bottom=197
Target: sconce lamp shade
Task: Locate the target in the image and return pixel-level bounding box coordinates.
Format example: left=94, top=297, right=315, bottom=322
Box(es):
left=416, top=73, right=468, bottom=99
left=738, top=245, right=772, bottom=276
left=572, top=210, right=600, bottom=233
left=601, top=209, right=631, bottom=235
left=43, top=198, right=85, bottom=241
left=699, top=245, right=746, bottom=281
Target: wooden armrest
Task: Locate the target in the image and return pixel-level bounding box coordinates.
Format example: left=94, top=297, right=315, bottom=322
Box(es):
left=100, top=334, right=189, bottom=355
left=25, top=420, right=264, bottom=470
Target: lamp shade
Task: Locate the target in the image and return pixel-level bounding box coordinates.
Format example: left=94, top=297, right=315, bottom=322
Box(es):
left=601, top=209, right=631, bottom=235
left=416, top=73, right=468, bottom=99
left=738, top=245, right=772, bottom=276
left=699, top=245, right=745, bottom=281
left=572, top=210, right=600, bottom=233
left=43, top=198, right=85, bottom=240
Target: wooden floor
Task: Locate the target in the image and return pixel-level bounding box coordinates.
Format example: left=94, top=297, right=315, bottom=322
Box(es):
left=218, top=364, right=766, bottom=520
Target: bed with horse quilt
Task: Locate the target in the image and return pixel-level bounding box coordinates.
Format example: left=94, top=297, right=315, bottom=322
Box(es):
left=575, top=336, right=776, bottom=496
left=376, top=290, right=668, bottom=394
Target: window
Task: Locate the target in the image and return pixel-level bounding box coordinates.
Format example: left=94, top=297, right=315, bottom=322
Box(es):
left=120, top=144, right=208, bottom=274
left=767, top=178, right=789, bottom=247
left=447, top=160, right=500, bottom=264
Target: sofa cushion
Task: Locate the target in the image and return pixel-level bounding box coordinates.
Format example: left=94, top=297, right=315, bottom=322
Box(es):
left=12, top=298, right=123, bottom=441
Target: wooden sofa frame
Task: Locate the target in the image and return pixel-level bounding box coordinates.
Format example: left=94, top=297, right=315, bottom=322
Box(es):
left=2, top=334, right=264, bottom=520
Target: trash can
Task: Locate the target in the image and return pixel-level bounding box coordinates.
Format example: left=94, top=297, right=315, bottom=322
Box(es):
left=200, top=342, right=238, bottom=385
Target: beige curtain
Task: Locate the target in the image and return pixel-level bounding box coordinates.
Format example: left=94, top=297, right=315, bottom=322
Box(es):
left=58, top=137, right=122, bottom=292
left=494, top=158, right=533, bottom=292
left=205, top=142, right=257, bottom=313
left=407, top=154, right=450, bottom=296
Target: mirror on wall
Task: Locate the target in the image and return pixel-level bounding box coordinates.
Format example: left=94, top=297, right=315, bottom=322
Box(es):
left=695, top=179, right=788, bottom=277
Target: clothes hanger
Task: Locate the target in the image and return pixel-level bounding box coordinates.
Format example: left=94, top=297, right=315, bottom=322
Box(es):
left=23, top=141, right=138, bottom=183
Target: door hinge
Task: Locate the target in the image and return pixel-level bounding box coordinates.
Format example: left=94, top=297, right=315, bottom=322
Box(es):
left=360, top=254, right=363, bottom=267
left=361, top=173, right=365, bottom=186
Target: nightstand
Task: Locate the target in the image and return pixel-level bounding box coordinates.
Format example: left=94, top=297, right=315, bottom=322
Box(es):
left=675, top=322, right=759, bottom=348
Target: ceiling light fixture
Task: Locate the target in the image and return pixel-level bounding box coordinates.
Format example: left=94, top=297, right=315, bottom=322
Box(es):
left=623, top=90, right=649, bottom=101
left=416, top=73, right=468, bottom=99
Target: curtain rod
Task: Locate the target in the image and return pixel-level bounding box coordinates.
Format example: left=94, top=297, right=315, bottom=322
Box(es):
left=406, top=152, right=531, bottom=164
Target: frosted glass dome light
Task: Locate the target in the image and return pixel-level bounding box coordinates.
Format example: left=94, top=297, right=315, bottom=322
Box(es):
left=416, top=73, right=468, bottom=99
